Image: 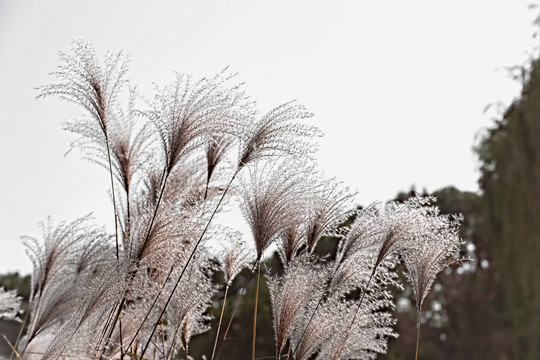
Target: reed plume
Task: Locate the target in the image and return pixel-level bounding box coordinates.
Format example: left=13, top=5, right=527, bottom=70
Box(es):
left=267, top=255, right=329, bottom=357
left=0, top=288, right=21, bottom=321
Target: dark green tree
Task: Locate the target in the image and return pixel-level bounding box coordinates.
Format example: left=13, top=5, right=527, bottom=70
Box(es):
left=476, top=56, right=540, bottom=359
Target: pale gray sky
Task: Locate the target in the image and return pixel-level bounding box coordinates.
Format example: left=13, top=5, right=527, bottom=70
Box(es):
left=0, top=0, right=537, bottom=274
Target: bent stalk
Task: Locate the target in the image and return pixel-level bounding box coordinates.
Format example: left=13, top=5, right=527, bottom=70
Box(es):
left=216, top=262, right=257, bottom=360
left=252, top=260, right=261, bottom=360
left=415, top=313, right=421, bottom=360
left=211, top=284, right=230, bottom=360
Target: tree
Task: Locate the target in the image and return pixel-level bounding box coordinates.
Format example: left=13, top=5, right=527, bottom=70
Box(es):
left=476, top=56, right=540, bottom=359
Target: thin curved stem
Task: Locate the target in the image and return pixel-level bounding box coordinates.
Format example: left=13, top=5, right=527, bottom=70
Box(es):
left=104, top=136, right=120, bottom=260
left=415, top=314, right=421, bottom=360
left=11, top=304, right=30, bottom=360
left=252, top=260, right=261, bottom=360
left=211, top=284, right=230, bottom=360
left=216, top=262, right=257, bottom=360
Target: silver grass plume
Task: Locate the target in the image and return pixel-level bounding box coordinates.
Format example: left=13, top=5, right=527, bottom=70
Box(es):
left=21, top=216, right=115, bottom=355
left=37, top=39, right=128, bottom=135
left=40, top=264, right=126, bottom=360
left=36, top=39, right=142, bottom=200
left=332, top=202, right=410, bottom=294
left=146, top=70, right=250, bottom=174
left=0, top=287, right=21, bottom=321
left=220, top=232, right=255, bottom=286
left=236, top=101, right=321, bottom=168
left=292, top=203, right=403, bottom=358
left=267, top=255, right=329, bottom=357
left=290, top=298, right=336, bottom=360
left=398, top=196, right=463, bottom=325
left=290, top=261, right=397, bottom=360
left=163, top=252, right=217, bottom=359
left=205, top=134, right=236, bottom=198
left=239, top=160, right=313, bottom=261
left=62, top=87, right=152, bottom=198
left=277, top=224, right=307, bottom=267
left=321, top=296, right=397, bottom=360
left=161, top=154, right=209, bottom=207
left=125, top=201, right=205, bottom=273
left=305, top=177, right=355, bottom=253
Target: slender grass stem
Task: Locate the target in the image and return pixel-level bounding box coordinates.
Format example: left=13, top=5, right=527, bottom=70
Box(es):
left=3, top=335, right=20, bottom=359
left=211, top=284, right=230, bottom=360
left=252, top=260, right=261, bottom=360
left=104, top=136, right=120, bottom=261
left=11, top=305, right=30, bottom=360
left=119, top=315, right=124, bottom=356
left=415, top=314, right=421, bottom=360
left=216, top=261, right=257, bottom=360
left=21, top=293, right=44, bottom=357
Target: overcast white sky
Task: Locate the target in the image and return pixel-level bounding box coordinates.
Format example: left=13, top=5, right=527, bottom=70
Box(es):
left=0, top=0, right=537, bottom=274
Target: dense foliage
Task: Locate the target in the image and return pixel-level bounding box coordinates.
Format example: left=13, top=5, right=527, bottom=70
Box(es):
left=475, top=55, right=540, bottom=359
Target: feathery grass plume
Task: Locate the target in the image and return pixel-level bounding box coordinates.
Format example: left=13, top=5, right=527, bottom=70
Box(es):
left=305, top=177, right=355, bottom=253
left=291, top=203, right=402, bottom=358
left=205, top=134, right=236, bottom=198
left=267, top=255, right=329, bottom=357
left=398, top=196, right=463, bottom=323
left=20, top=216, right=115, bottom=355
left=0, top=287, right=21, bottom=321
left=290, top=298, right=337, bottom=360
left=332, top=201, right=410, bottom=294
left=239, top=160, right=314, bottom=360
left=219, top=232, right=255, bottom=286
left=119, top=247, right=216, bottom=360
left=331, top=256, right=401, bottom=359
left=397, top=196, right=463, bottom=360
left=321, top=296, right=397, bottom=360
left=22, top=216, right=111, bottom=343
left=239, top=160, right=313, bottom=261
left=161, top=153, right=219, bottom=209
left=39, top=263, right=127, bottom=360
left=38, top=39, right=133, bottom=261
left=124, top=201, right=205, bottom=273
left=163, top=252, right=217, bottom=360
left=277, top=224, right=306, bottom=267
left=38, top=39, right=128, bottom=134
left=62, top=87, right=152, bottom=195
left=146, top=69, right=250, bottom=174
left=236, top=101, right=321, bottom=168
